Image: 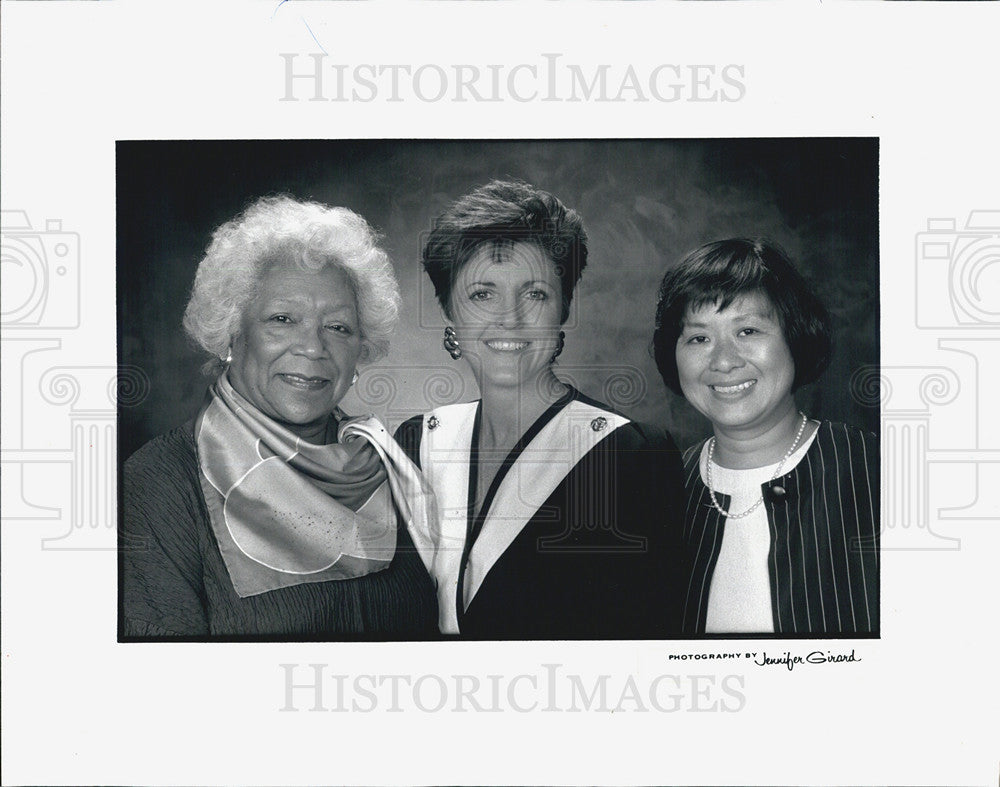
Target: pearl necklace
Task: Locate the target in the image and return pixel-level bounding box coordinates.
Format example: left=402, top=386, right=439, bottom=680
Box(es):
left=705, top=412, right=809, bottom=520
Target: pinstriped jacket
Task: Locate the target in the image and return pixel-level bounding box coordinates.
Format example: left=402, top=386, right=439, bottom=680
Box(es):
left=680, top=421, right=879, bottom=636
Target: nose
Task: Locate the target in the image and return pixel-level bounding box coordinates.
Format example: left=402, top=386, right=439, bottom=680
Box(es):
left=292, top=321, right=328, bottom=359
left=708, top=336, right=744, bottom=373
left=494, top=292, right=527, bottom=328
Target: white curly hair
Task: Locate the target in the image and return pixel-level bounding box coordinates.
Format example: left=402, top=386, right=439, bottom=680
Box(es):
left=183, top=195, right=400, bottom=369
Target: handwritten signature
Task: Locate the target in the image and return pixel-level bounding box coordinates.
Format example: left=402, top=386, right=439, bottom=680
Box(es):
left=753, top=649, right=861, bottom=672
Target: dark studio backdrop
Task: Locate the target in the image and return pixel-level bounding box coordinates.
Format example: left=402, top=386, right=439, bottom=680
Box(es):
left=117, top=138, right=878, bottom=460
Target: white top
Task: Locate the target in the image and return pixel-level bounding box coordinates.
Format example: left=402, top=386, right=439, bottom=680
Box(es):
left=699, top=426, right=819, bottom=634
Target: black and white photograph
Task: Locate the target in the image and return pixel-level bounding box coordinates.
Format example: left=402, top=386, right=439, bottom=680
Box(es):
left=118, top=138, right=879, bottom=641
left=4, top=3, right=998, bottom=785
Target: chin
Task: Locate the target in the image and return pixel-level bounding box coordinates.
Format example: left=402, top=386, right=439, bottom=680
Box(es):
left=274, top=403, right=332, bottom=425
left=481, top=372, right=526, bottom=390
left=718, top=406, right=789, bottom=431
left=697, top=403, right=755, bottom=429
left=493, top=362, right=550, bottom=387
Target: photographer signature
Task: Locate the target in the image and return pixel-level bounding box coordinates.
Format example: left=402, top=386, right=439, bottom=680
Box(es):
left=753, top=649, right=861, bottom=672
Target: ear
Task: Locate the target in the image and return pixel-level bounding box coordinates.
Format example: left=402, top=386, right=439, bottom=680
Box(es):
left=222, top=332, right=240, bottom=363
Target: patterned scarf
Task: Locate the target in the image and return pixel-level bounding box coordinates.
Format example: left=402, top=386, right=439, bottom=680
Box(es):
left=195, top=373, right=435, bottom=598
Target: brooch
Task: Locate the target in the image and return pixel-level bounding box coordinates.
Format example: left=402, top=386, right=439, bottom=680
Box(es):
left=427, top=415, right=440, bottom=431
left=590, top=416, right=608, bottom=431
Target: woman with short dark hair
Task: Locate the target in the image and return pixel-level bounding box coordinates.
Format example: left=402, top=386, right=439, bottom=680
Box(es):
left=653, top=238, right=878, bottom=635
left=398, top=180, right=687, bottom=638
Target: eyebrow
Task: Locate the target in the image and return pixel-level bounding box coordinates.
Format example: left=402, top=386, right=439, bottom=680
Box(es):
left=682, top=311, right=776, bottom=328
left=261, top=298, right=355, bottom=314
left=464, top=280, right=554, bottom=289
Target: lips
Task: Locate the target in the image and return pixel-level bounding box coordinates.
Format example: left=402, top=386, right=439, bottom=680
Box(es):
left=277, top=373, right=331, bottom=391
left=483, top=339, right=530, bottom=352
left=710, top=379, right=757, bottom=394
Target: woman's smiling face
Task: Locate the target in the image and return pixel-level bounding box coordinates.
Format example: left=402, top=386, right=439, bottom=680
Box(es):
left=675, top=290, right=796, bottom=434
left=448, top=240, right=563, bottom=391
left=227, top=261, right=363, bottom=440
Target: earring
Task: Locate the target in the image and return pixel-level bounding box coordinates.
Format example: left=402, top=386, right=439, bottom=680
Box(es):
left=443, top=326, right=462, bottom=360
left=550, top=330, right=565, bottom=365
left=351, top=371, right=359, bottom=386
left=223, top=348, right=232, bottom=365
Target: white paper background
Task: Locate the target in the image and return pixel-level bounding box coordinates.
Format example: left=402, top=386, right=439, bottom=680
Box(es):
left=2, top=2, right=998, bottom=785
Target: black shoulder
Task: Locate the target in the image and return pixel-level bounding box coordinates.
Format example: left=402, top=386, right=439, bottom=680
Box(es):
left=813, top=421, right=879, bottom=452
left=681, top=438, right=708, bottom=475
left=599, top=420, right=684, bottom=486
left=121, top=422, right=209, bottom=638
left=828, top=420, right=878, bottom=443
left=570, top=388, right=680, bottom=453
left=124, top=422, right=198, bottom=484
left=814, top=421, right=879, bottom=476
left=393, top=414, right=425, bottom=467
left=619, top=419, right=680, bottom=452
left=123, top=422, right=207, bottom=530
left=570, top=387, right=625, bottom=418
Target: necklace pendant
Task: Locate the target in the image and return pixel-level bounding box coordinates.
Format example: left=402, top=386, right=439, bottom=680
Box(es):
left=705, top=411, right=808, bottom=520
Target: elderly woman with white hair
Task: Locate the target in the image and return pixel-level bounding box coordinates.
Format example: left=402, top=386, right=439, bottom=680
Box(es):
left=121, top=195, right=438, bottom=638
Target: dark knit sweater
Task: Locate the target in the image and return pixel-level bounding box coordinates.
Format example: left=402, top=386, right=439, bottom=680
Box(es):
left=120, top=422, right=438, bottom=639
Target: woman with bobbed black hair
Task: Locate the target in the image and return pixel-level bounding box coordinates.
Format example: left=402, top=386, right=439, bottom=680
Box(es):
left=653, top=239, right=878, bottom=635
left=397, top=179, right=687, bottom=638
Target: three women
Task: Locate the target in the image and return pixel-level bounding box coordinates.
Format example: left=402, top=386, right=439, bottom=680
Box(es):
left=122, top=187, right=878, bottom=640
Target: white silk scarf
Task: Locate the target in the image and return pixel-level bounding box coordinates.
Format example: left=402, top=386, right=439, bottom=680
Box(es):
left=195, top=374, right=434, bottom=598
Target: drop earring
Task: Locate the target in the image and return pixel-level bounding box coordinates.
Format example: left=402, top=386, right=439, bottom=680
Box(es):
left=443, top=326, right=462, bottom=360
left=550, top=330, right=565, bottom=364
